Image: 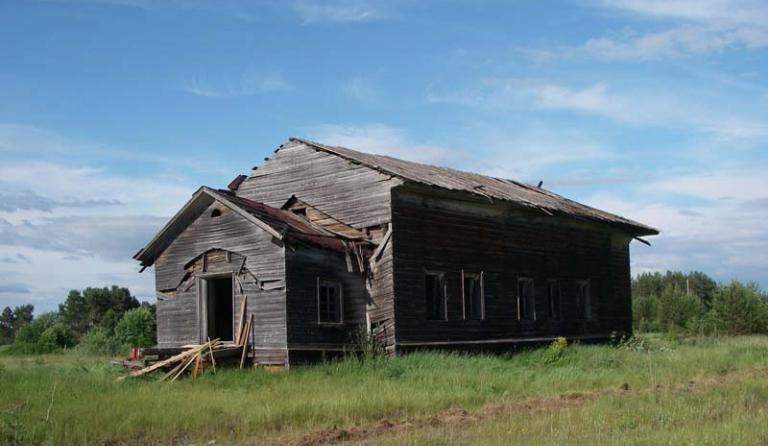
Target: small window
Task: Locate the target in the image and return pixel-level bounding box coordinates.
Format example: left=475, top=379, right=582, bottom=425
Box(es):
left=210, top=209, right=222, bottom=218
left=425, top=272, right=447, bottom=320
left=576, top=280, right=592, bottom=320
left=318, top=279, right=343, bottom=324
left=517, top=278, right=535, bottom=320
left=292, top=207, right=307, bottom=217
left=547, top=280, right=561, bottom=320
left=462, top=271, right=484, bottom=320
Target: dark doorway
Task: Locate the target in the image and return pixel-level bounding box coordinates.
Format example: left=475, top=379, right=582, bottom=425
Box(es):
left=205, top=276, right=233, bottom=342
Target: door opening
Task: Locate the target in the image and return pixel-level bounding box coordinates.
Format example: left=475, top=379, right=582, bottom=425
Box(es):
left=205, top=276, right=234, bottom=342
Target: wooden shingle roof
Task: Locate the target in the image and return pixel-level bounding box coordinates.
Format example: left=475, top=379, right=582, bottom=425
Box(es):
left=289, top=138, right=659, bottom=237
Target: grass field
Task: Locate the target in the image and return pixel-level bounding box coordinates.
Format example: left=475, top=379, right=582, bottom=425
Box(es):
left=2, top=335, right=768, bottom=445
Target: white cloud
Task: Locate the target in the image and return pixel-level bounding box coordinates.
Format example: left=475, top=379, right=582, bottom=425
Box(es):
left=430, top=79, right=768, bottom=140
left=583, top=166, right=768, bottom=286
left=596, top=0, right=768, bottom=26
left=305, top=123, right=461, bottom=165
left=582, top=26, right=768, bottom=60
left=182, top=69, right=292, bottom=98
left=580, top=0, right=768, bottom=59
left=0, top=125, right=215, bottom=311
left=341, top=77, right=382, bottom=102
left=643, top=168, right=768, bottom=201
left=293, top=0, right=380, bottom=24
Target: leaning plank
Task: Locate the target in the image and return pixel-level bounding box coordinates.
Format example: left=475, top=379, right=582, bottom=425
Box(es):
left=207, top=337, right=217, bottom=373
left=235, top=296, right=248, bottom=345
left=239, top=314, right=254, bottom=368
left=170, top=353, right=199, bottom=382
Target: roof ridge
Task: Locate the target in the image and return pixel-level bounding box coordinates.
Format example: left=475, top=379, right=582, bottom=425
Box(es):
left=285, top=137, right=658, bottom=236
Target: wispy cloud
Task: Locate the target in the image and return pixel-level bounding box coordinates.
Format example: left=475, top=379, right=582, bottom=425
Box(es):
left=595, top=0, right=768, bottom=26
left=429, top=79, right=768, bottom=140
left=0, top=190, right=122, bottom=213
left=341, top=76, right=383, bottom=102
left=582, top=26, right=768, bottom=60
left=0, top=124, right=213, bottom=310
left=577, top=0, right=768, bottom=59
left=293, top=0, right=381, bottom=24
left=182, top=69, right=292, bottom=98
left=306, top=123, right=459, bottom=165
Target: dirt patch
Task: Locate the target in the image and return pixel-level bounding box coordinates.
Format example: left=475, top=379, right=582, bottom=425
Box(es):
left=287, top=392, right=598, bottom=446
left=281, top=367, right=768, bottom=446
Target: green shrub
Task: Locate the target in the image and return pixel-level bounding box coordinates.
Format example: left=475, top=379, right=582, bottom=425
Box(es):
left=114, top=307, right=156, bottom=348
left=78, top=326, right=125, bottom=356
left=543, top=336, right=568, bottom=364
left=710, top=281, right=768, bottom=335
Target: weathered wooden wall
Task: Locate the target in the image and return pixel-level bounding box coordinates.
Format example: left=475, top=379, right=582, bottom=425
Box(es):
left=154, top=203, right=289, bottom=364
left=237, top=140, right=403, bottom=230
left=285, top=248, right=367, bottom=352
left=390, top=184, right=633, bottom=348
left=367, top=232, right=397, bottom=351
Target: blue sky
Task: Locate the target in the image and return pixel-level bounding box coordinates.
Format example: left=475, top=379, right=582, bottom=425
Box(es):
left=1, top=0, right=767, bottom=312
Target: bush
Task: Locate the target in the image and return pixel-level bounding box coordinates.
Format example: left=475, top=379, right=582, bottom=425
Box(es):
left=710, top=281, right=768, bottom=335
left=114, top=307, right=156, bottom=348
left=543, top=336, right=568, bottom=364
left=657, top=286, right=707, bottom=332
left=40, top=323, right=76, bottom=350
left=78, top=326, right=125, bottom=356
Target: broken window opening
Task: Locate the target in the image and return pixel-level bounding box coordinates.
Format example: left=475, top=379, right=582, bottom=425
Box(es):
left=462, top=271, right=484, bottom=320
left=318, top=279, right=343, bottom=324
left=517, top=277, right=535, bottom=321
left=547, top=279, right=561, bottom=320
left=210, top=209, right=222, bottom=218
left=425, top=272, right=447, bottom=321
left=576, top=280, right=592, bottom=320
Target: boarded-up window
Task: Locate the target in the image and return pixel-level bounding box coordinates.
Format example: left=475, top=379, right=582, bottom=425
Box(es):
left=576, top=280, right=592, bottom=320
left=517, top=278, right=535, bottom=321
left=425, top=272, right=447, bottom=320
left=318, top=279, right=343, bottom=324
left=547, top=280, right=561, bottom=320
left=463, top=271, right=484, bottom=320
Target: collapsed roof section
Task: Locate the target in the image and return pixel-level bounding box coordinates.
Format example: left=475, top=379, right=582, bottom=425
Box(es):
left=286, top=138, right=659, bottom=237
left=133, top=187, right=365, bottom=269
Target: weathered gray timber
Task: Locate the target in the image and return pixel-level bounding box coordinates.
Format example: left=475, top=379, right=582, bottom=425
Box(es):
left=237, top=139, right=403, bottom=231
left=136, top=137, right=658, bottom=367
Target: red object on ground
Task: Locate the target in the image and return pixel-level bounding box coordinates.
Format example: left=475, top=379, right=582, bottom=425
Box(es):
left=130, top=347, right=138, bottom=360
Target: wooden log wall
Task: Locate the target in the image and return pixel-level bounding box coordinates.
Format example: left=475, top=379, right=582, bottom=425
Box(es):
left=236, top=140, right=403, bottom=230
left=284, top=247, right=367, bottom=350
left=367, top=235, right=397, bottom=351
left=154, top=202, right=288, bottom=365
left=390, top=184, right=633, bottom=347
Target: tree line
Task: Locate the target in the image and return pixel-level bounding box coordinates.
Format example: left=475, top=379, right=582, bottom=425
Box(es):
left=0, top=286, right=156, bottom=355
left=2, top=272, right=766, bottom=356
left=632, top=271, right=768, bottom=335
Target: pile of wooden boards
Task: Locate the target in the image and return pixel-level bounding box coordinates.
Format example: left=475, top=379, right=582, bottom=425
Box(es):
left=120, top=297, right=254, bottom=382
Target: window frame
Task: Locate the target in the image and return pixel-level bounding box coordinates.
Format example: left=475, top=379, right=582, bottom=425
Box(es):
left=576, top=279, right=592, bottom=320
left=317, top=278, right=344, bottom=325
left=546, top=279, right=562, bottom=320
left=424, top=270, right=448, bottom=321
left=517, top=277, right=536, bottom=321
left=461, top=270, right=485, bottom=321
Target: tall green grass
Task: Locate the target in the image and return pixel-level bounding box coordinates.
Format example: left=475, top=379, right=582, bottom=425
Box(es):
left=1, top=335, right=768, bottom=445
left=366, top=379, right=768, bottom=445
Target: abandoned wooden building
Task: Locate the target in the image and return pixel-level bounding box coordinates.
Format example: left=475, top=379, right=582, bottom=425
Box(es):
left=134, top=138, right=659, bottom=366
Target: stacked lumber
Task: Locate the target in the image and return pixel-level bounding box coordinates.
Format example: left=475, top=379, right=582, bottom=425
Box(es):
left=120, top=296, right=254, bottom=381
